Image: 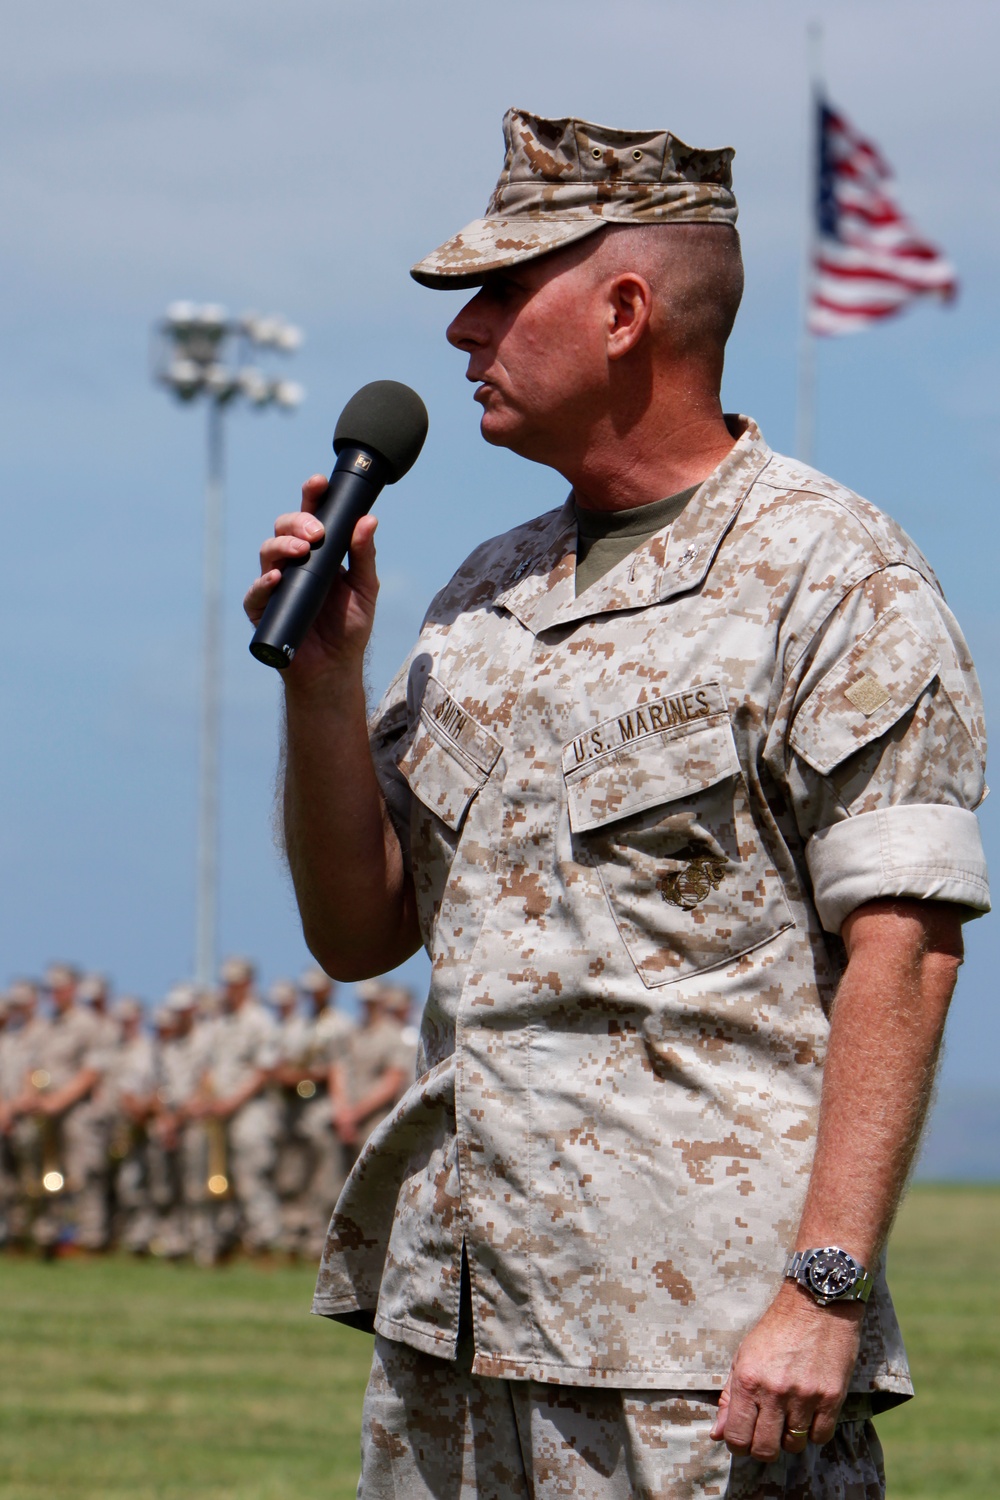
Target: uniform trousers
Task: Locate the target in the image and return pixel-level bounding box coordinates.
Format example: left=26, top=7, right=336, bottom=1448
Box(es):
left=357, top=1331, right=886, bottom=1500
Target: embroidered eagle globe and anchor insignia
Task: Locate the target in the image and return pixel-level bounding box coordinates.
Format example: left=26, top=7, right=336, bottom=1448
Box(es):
left=657, top=846, right=730, bottom=909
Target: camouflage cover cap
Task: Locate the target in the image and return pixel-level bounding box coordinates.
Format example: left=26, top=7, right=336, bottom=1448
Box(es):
left=355, top=979, right=385, bottom=1004
left=165, top=982, right=198, bottom=1013
left=299, top=964, right=334, bottom=995
left=411, top=106, right=737, bottom=290
left=220, top=955, right=255, bottom=985
left=44, top=962, right=79, bottom=990
left=269, top=978, right=297, bottom=1007
left=78, top=972, right=109, bottom=1004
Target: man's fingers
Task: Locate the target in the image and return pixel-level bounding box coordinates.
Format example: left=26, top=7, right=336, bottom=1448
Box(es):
left=244, top=570, right=282, bottom=625
left=344, top=515, right=379, bottom=592
left=266, top=512, right=325, bottom=556
left=301, top=473, right=330, bottom=511
left=716, top=1382, right=759, bottom=1457
left=246, top=513, right=331, bottom=625
left=708, top=1379, right=731, bottom=1440
left=745, top=1401, right=787, bottom=1463
left=809, top=1395, right=842, bottom=1449
left=780, top=1409, right=815, bottom=1455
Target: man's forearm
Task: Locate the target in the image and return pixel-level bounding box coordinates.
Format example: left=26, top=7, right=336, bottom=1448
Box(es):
left=793, top=897, right=962, bottom=1263
left=712, top=897, right=964, bottom=1460
left=38, top=1067, right=101, bottom=1117
left=282, top=673, right=420, bottom=979
left=350, top=1065, right=409, bottom=1126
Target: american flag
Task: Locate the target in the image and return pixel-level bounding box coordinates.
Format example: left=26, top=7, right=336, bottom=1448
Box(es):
left=808, top=100, right=958, bottom=336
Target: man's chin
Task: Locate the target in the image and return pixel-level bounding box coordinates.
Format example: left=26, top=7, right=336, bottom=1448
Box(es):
left=479, top=413, right=518, bottom=450
left=480, top=421, right=511, bottom=449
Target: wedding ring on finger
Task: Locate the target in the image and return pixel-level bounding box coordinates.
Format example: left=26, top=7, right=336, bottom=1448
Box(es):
left=785, top=1427, right=810, bottom=1439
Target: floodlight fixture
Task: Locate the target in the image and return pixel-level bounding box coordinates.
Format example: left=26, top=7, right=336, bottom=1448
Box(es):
left=273, top=380, right=305, bottom=409
left=152, top=300, right=305, bottom=985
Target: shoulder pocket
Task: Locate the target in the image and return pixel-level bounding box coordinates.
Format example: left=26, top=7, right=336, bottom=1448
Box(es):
left=790, top=609, right=940, bottom=775
left=396, top=676, right=502, bottom=833
left=564, top=684, right=793, bottom=987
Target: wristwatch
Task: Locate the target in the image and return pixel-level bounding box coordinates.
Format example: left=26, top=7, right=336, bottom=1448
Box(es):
left=783, top=1247, right=874, bottom=1307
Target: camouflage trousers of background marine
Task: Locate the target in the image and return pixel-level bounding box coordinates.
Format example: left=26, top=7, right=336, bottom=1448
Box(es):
left=357, top=1333, right=886, bottom=1500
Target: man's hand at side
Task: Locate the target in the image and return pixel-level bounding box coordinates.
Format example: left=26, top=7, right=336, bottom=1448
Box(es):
left=710, top=1281, right=862, bottom=1460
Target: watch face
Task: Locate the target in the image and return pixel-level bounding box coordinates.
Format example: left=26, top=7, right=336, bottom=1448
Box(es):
left=805, top=1249, right=858, bottom=1299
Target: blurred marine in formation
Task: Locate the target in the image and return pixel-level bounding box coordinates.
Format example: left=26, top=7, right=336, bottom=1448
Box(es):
left=330, top=981, right=416, bottom=1170
left=0, top=957, right=416, bottom=1260
left=273, top=966, right=353, bottom=1258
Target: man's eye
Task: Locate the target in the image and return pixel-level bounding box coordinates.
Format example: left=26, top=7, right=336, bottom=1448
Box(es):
left=491, top=276, right=524, bottom=302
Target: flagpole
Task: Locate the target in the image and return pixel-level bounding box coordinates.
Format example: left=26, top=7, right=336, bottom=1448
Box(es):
left=796, top=20, right=823, bottom=465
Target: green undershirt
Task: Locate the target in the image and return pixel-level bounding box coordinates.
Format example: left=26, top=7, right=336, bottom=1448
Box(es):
left=573, top=485, right=700, bottom=597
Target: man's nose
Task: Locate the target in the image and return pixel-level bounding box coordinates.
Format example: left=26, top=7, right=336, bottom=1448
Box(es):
left=446, top=290, right=490, bottom=351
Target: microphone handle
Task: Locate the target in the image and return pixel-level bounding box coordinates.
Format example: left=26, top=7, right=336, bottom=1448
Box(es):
left=249, top=445, right=391, bottom=670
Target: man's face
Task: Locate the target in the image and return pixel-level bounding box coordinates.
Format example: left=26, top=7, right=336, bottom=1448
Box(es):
left=306, top=986, right=329, bottom=1015
left=223, top=980, right=248, bottom=1013
left=445, top=241, right=609, bottom=468
left=50, top=982, right=75, bottom=1014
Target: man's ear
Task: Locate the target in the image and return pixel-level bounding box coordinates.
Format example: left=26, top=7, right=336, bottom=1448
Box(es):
left=606, top=273, right=653, bottom=360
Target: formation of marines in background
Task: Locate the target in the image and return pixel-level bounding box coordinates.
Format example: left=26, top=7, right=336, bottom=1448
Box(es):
left=0, top=957, right=417, bottom=1262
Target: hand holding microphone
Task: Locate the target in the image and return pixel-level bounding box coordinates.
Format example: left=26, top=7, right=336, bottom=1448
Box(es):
left=246, top=380, right=428, bottom=672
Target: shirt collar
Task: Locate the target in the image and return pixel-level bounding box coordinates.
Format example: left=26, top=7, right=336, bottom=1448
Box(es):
left=493, top=416, right=772, bottom=634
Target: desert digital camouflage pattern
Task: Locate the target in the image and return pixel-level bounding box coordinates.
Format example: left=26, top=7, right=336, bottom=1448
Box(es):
left=359, top=1332, right=884, bottom=1499
left=314, top=417, right=989, bottom=1398
left=205, top=999, right=284, bottom=1252
left=411, top=107, right=737, bottom=289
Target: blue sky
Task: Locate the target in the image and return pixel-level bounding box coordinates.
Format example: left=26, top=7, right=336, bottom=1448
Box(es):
left=2, top=0, right=998, bottom=1082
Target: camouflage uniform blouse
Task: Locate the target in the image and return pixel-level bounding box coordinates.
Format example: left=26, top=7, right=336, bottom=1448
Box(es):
left=314, top=418, right=989, bottom=1403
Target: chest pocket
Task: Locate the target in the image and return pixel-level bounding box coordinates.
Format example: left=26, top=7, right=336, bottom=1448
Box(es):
left=563, top=684, right=793, bottom=987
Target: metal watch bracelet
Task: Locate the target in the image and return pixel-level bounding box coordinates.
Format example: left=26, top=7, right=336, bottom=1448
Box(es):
left=784, top=1246, right=874, bottom=1306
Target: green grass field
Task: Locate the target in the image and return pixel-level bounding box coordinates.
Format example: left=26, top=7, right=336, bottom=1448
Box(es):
left=0, top=1185, right=997, bottom=1499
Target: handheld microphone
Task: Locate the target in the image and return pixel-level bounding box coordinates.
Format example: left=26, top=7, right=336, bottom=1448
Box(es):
left=249, top=380, right=429, bottom=670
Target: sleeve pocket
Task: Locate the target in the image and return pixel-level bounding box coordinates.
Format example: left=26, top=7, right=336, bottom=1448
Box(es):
left=789, top=608, right=940, bottom=776
left=396, top=676, right=502, bottom=833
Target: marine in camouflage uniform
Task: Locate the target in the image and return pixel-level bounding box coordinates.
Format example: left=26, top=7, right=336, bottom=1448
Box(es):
left=0, top=981, right=45, bottom=1243
left=147, top=989, right=210, bottom=1259
left=0, top=993, right=18, bottom=1245
left=247, top=109, right=989, bottom=1498
left=17, top=965, right=109, bottom=1251
left=194, top=957, right=283, bottom=1256
left=329, top=981, right=414, bottom=1171
left=274, top=966, right=354, bottom=1257
left=103, top=997, right=160, bottom=1253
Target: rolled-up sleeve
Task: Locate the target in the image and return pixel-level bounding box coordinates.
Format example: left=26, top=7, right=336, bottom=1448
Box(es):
left=785, top=566, right=990, bottom=933
left=805, top=803, right=990, bottom=933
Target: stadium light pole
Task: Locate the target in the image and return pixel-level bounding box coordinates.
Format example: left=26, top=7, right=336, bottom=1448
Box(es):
left=152, top=304, right=304, bottom=985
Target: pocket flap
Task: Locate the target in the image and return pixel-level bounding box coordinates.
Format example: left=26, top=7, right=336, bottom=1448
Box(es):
left=396, top=678, right=502, bottom=833
left=562, top=684, right=740, bottom=834
left=790, top=609, right=940, bottom=776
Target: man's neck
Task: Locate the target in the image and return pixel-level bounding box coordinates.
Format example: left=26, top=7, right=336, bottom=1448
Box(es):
left=567, top=407, right=736, bottom=511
